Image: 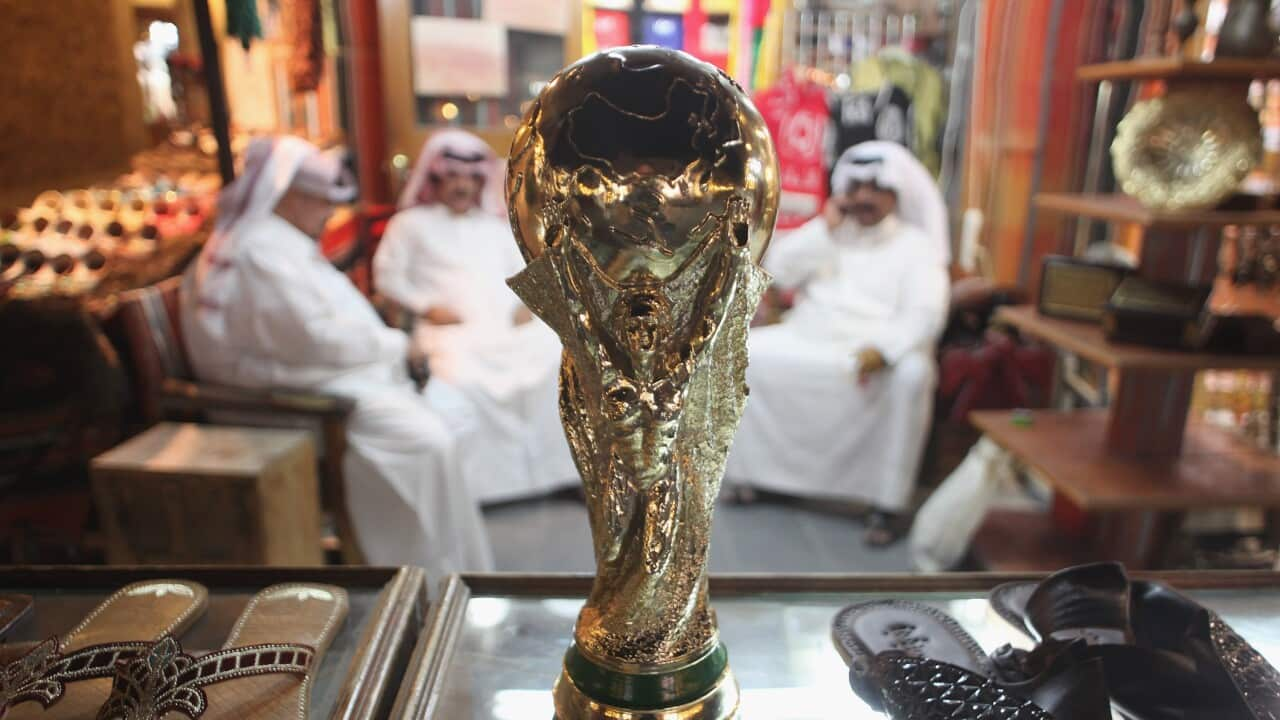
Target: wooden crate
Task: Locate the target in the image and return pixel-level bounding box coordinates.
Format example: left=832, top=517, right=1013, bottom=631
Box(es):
left=91, top=422, right=324, bottom=565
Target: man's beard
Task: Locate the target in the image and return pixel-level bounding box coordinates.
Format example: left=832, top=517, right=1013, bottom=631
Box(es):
left=832, top=213, right=890, bottom=243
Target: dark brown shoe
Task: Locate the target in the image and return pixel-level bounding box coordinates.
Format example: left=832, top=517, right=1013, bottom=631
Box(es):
left=990, top=562, right=1280, bottom=720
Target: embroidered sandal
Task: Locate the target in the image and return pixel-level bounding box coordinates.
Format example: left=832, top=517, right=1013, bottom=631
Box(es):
left=833, top=599, right=1111, bottom=719
left=96, top=583, right=348, bottom=720
left=1, top=580, right=208, bottom=720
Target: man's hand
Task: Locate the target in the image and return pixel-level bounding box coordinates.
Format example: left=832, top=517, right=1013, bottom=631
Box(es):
left=823, top=197, right=846, bottom=230
left=853, top=346, right=887, bottom=384
left=408, top=343, right=428, bottom=367
left=422, top=306, right=462, bottom=325
left=513, top=305, right=533, bottom=326
left=407, top=344, right=429, bottom=390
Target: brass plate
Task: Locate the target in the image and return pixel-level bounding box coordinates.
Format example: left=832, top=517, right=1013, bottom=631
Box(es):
left=1111, top=89, right=1261, bottom=211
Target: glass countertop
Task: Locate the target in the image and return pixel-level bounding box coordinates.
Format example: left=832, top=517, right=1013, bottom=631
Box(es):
left=428, top=580, right=1280, bottom=719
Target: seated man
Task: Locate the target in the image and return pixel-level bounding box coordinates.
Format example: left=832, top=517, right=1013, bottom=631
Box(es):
left=726, top=141, right=950, bottom=546
left=374, top=130, right=574, bottom=504
left=181, top=135, right=493, bottom=577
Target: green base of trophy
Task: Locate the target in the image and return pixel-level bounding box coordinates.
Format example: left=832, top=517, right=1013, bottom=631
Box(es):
left=553, top=642, right=740, bottom=719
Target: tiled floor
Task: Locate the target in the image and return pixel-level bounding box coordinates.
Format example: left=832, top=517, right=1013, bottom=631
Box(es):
left=483, top=492, right=913, bottom=573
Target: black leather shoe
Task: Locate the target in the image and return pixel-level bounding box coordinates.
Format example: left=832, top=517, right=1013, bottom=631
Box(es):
left=990, top=562, right=1280, bottom=720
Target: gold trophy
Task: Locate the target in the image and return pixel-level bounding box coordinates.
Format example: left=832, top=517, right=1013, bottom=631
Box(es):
left=505, top=47, right=778, bottom=719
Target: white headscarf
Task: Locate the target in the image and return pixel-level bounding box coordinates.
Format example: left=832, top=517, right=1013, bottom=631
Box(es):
left=192, top=136, right=352, bottom=311
left=398, top=129, right=504, bottom=215
left=830, top=141, right=951, bottom=262
left=208, top=135, right=354, bottom=253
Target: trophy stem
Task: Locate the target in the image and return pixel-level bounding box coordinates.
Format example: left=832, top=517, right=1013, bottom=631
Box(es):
left=554, top=642, right=740, bottom=719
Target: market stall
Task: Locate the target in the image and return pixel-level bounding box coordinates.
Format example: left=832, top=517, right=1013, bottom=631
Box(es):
left=393, top=570, right=1280, bottom=718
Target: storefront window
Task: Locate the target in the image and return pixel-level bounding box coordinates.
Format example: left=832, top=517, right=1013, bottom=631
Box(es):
left=410, top=1, right=568, bottom=130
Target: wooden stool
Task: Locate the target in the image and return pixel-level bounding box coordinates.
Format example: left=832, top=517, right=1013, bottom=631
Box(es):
left=91, top=422, right=324, bottom=565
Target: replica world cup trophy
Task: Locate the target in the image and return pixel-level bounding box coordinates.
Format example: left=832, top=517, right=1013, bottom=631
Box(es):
left=505, top=47, right=778, bottom=719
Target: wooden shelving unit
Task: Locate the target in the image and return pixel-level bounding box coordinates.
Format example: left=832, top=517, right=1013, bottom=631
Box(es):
left=972, top=409, right=1280, bottom=511
left=996, top=306, right=1280, bottom=372
left=1035, top=193, right=1280, bottom=229
left=970, top=57, right=1280, bottom=572
left=1077, top=57, right=1280, bottom=83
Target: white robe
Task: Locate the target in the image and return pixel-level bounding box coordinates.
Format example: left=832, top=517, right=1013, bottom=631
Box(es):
left=725, top=214, right=948, bottom=511
left=181, top=214, right=494, bottom=577
left=374, top=204, right=577, bottom=504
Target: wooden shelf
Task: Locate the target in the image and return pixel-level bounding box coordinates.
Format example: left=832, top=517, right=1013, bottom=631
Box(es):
left=996, top=305, right=1280, bottom=372
left=971, top=409, right=1280, bottom=511
left=970, top=510, right=1092, bottom=572
left=1034, top=193, right=1280, bottom=228
left=1077, top=57, right=1280, bottom=83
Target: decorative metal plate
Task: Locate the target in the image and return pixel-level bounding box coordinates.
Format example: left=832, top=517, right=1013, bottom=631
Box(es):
left=1111, top=89, right=1261, bottom=211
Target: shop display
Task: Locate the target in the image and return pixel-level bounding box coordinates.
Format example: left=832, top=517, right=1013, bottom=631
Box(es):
left=834, top=562, right=1280, bottom=719
left=394, top=572, right=1280, bottom=718
left=581, top=0, right=736, bottom=73
left=96, top=584, right=347, bottom=720
left=0, top=581, right=342, bottom=720
left=834, top=599, right=1108, bottom=719
left=834, top=51, right=946, bottom=174
left=753, top=73, right=829, bottom=230
left=2, top=567, right=427, bottom=720
left=1111, top=90, right=1262, bottom=211
left=1217, top=0, right=1277, bottom=59
left=0, top=130, right=220, bottom=303
left=988, top=563, right=1280, bottom=720
left=1229, top=226, right=1280, bottom=289
left=0, top=579, right=208, bottom=718
left=2, top=186, right=208, bottom=301
left=1101, top=276, right=1213, bottom=350
left=506, top=46, right=778, bottom=719
left=1037, top=256, right=1131, bottom=323
left=1171, top=4, right=1200, bottom=52
left=286, top=0, right=326, bottom=94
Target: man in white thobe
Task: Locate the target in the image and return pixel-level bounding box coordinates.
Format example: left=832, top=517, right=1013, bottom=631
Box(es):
left=374, top=130, right=575, bottom=504
left=726, top=141, right=950, bottom=545
left=181, top=136, right=493, bottom=577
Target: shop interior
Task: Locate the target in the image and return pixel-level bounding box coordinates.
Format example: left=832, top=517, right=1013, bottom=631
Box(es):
left=2, top=1, right=1279, bottom=718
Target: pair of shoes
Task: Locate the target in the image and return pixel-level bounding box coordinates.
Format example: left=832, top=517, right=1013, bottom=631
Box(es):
left=0, top=581, right=347, bottom=720
left=833, top=562, right=1280, bottom=719
left=989, top=562, right=1280, bottom=720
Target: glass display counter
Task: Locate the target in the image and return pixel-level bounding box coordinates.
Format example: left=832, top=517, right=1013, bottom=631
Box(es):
left=391, top=572, right=1280, bottom=719
left=0, top=565, right=427, bottom=720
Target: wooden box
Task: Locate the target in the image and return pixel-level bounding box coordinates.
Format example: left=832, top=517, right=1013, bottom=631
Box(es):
left=91, top=422, right=324, bottom=565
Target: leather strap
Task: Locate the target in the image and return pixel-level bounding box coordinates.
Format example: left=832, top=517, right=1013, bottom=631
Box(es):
left=95, top=636, right=313, bottom=720
left=0, top=638, right=147, bottom=715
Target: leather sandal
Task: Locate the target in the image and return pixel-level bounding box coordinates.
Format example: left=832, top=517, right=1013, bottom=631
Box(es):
left=2, top=580, right=209, bottom=720
left=95, top=583, right=348, bottom=720
left=990, top=562, right=1280, bottom=720
left=832, top=599, right=1111, bottom=719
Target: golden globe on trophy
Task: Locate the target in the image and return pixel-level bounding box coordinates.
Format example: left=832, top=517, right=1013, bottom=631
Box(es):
left=505, top=46, right=779, bottom=719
